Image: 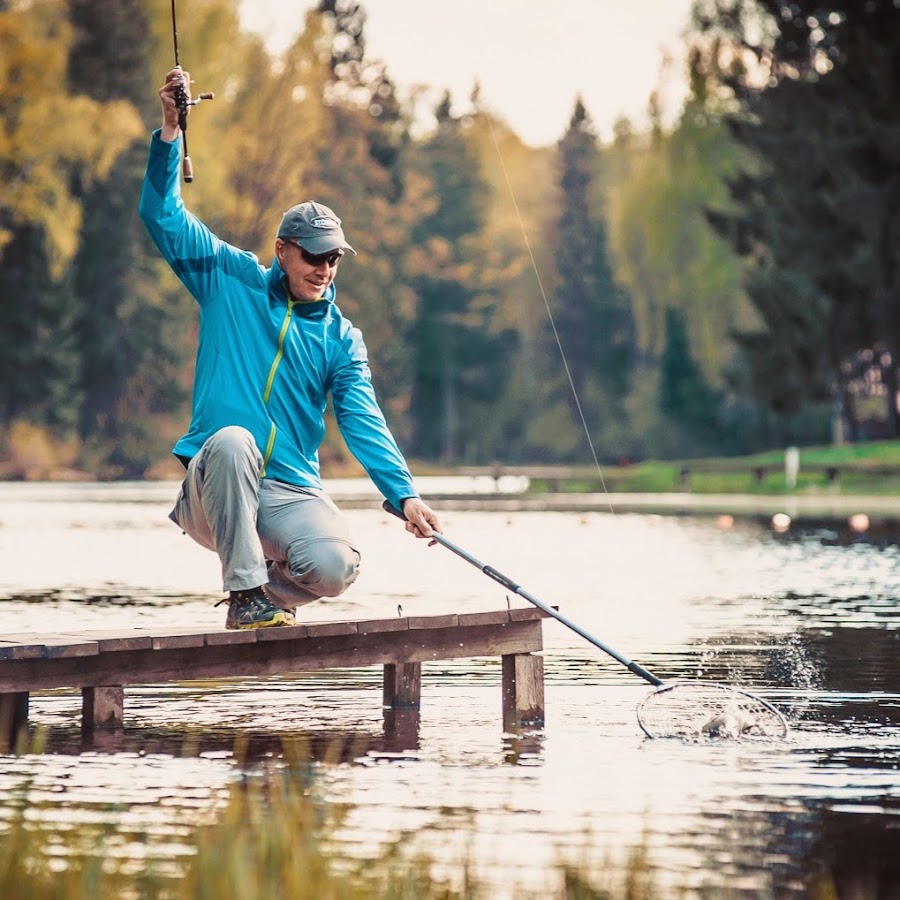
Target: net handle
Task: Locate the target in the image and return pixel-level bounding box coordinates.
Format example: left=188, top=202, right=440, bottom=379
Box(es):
left=384, top=501, right=663, bottom=687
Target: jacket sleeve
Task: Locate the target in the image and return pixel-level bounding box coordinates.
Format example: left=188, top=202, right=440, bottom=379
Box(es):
left=330, top=323, right=418, bottom=510
left=138, top=130, right=224, bottom=305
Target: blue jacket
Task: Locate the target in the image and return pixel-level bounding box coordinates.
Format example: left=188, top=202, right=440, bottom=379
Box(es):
left=139, top=131, right=417, bottom=509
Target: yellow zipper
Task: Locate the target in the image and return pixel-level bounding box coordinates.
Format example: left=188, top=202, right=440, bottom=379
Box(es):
left=260, top=297, right=296, bottom=477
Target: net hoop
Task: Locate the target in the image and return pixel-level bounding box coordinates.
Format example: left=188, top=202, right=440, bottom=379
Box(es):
left=636, top=681, right=789, bottom=740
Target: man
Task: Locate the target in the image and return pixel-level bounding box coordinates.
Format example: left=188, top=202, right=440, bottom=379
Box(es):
left=139, top=68, right=442, bottom=630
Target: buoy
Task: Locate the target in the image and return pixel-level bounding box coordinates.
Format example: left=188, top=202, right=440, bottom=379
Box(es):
left=771, top=512, right=791, bottom=533
left=848, top=513, right=870, bottom=533
left=716, top=514, right=734, bottom=529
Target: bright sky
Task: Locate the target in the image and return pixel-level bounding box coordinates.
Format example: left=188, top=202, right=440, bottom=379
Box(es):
left=237, top=0, right=696, bottom=146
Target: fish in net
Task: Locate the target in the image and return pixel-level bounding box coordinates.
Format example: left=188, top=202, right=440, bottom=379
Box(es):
left=637, top=681, right=789, bottom=740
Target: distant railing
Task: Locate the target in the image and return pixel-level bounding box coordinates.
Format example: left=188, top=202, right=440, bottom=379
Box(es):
left=675, top=462, right=900, bottom=491
left=451, top=463, right=900, bottom=493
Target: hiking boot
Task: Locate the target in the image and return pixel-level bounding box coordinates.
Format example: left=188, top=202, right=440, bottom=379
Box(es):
left=221, top=587, right=292, bottom=630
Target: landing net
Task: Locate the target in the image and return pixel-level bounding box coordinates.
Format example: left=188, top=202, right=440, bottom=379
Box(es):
left=636, top=681, right=789, bottom=740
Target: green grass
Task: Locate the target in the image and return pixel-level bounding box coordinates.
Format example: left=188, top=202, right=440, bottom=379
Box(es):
left=558, top=439, right=900, bottom=495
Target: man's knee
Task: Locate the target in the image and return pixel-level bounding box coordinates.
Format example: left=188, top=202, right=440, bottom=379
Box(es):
left=294, top=541, right=360, bottom=598
left=204, top=426, right=261, bottom=470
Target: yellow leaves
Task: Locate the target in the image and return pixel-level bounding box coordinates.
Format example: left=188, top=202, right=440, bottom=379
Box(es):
left=0, top=418, right=80, bottom=480
left=2, top=93, right=143, bottom=277
left=180, top=9, right=336, bottom=256
left=0, top=2, right=144, bottom=278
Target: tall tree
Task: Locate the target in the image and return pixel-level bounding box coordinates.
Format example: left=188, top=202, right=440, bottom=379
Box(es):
left=545, top=98, right=633, bottom=455
left=0, top=227, right=81, bottom=429
left=659, top=307, right=722, bottom=451
left=464, top=101, right=558, bottom=461
left=408, top=93, right=514, bottom=461
left=309, top=2, right=420, bottom=457
left=694, top=0, right=900, bottom=439
left=0, top=0, right=142, bottom=438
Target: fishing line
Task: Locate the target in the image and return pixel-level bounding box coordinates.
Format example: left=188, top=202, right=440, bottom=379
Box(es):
left=483, top=111, right=614, bottom=512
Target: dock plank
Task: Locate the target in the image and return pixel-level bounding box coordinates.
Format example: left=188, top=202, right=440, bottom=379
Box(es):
left=0, top=635, right=99, bottom=659
left=357, top=617, right=409, bottom=635
left=255, top=624, right=309, bottom=642
left=0, top=642, right=47, bottom=661
left=306, top=621, right=360, bottom=638
left=409, top=614, right=458, bottom=630
left=509, top=607, right=550, bottom=622
left=56, top=630, right=154, bottom=652
left=205, top=629, right=260, bottom=646
left=458, top=610, right=510, bottom=627
left=147, top=630, right=210, bottom=651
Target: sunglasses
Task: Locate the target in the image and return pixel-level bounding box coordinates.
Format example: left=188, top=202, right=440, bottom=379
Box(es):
left=286, top=241, right=344, bottom=268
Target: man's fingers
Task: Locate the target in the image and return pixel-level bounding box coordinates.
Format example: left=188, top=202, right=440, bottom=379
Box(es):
left=405, top=517, right=433, bottom=539
left=398, top=499, right=442, bottom=541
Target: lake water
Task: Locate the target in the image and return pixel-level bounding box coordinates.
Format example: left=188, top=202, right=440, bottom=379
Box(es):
left=0, top=481, right=899, bottom=896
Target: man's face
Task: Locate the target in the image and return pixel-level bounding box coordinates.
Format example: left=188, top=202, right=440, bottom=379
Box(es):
left=276, top=239, right=343, bottom=301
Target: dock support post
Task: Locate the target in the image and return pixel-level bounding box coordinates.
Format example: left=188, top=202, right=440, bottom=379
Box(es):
left=0, top=692, right=29, bottom=751
left=383, top=663, right=422, bottom=709
left=81, top=686, right=124, bottom=732
left=382, top=708, right=421, bottom=751
left=502, top=653, right=545, bottom=729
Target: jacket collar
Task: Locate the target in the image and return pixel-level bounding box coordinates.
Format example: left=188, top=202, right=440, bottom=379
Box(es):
left=268, top=258, right=336, bottom=316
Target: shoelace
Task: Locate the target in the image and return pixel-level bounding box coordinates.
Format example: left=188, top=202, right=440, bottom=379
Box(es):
left=215, top=589, right=267, bottom=608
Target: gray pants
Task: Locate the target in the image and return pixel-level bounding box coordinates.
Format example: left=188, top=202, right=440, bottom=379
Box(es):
left=169, top=426, right=361, bottom=608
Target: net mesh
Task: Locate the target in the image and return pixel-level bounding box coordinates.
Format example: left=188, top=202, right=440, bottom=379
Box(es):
left=636, top=681, right=789, bottom=740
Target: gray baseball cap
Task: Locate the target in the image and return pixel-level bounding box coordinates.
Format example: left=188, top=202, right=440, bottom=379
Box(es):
left=277, top=201, right=357, bottom=255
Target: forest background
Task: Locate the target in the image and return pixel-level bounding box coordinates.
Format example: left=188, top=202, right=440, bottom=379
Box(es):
left=1, top=0, right=898, bottom=481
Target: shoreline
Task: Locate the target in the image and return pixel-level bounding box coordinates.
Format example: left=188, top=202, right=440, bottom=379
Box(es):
left=411, top=491, right=900, bottom=520
left=2, top=480, right=895, bottom=527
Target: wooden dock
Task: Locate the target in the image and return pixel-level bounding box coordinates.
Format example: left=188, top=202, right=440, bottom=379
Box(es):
left=0, top=607, right=549, bottom=751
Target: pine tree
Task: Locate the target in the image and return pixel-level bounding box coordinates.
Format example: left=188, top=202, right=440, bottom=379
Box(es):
left=408, top=93, right=514, bottom=461
left=0, top=0, right=142, bottom=443
left=659, top=307, right=721, bottom=450
left=695, top=0, right=900, bottom=438
left=309, top=2, right=419, bottom=454
left=550, top=99, right=633, bottom=448
left=0, top=226, right=82, bottom=429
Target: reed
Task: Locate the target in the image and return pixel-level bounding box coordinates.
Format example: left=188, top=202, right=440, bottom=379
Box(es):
left=0, top=754, right=471, bottom=900
left=0, top=739, right=656, bottom=899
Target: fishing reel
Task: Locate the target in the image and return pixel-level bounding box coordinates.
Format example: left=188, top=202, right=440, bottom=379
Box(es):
left=173, top=71, right=214, bottom=123
left=172, top=67, right=215, bottom=183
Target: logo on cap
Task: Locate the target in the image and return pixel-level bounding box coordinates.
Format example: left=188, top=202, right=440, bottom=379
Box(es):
left=311, top=216, right=339, bottom=229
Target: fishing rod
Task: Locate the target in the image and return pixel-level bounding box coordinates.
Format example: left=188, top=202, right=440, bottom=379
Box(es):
left=171, top=0, right=215, bottom=182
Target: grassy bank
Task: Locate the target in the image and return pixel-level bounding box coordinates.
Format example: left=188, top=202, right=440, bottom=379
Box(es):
left=526, top=439, right=900, bottom=496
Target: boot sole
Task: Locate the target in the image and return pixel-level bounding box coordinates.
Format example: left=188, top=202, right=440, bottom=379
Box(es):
left=226, top=611, right=292, bottom=630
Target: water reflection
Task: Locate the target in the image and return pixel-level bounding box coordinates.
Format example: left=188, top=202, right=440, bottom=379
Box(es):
left=41, top=716, right=420, bottom=763
left=1, top=484, right=899, bottom=895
